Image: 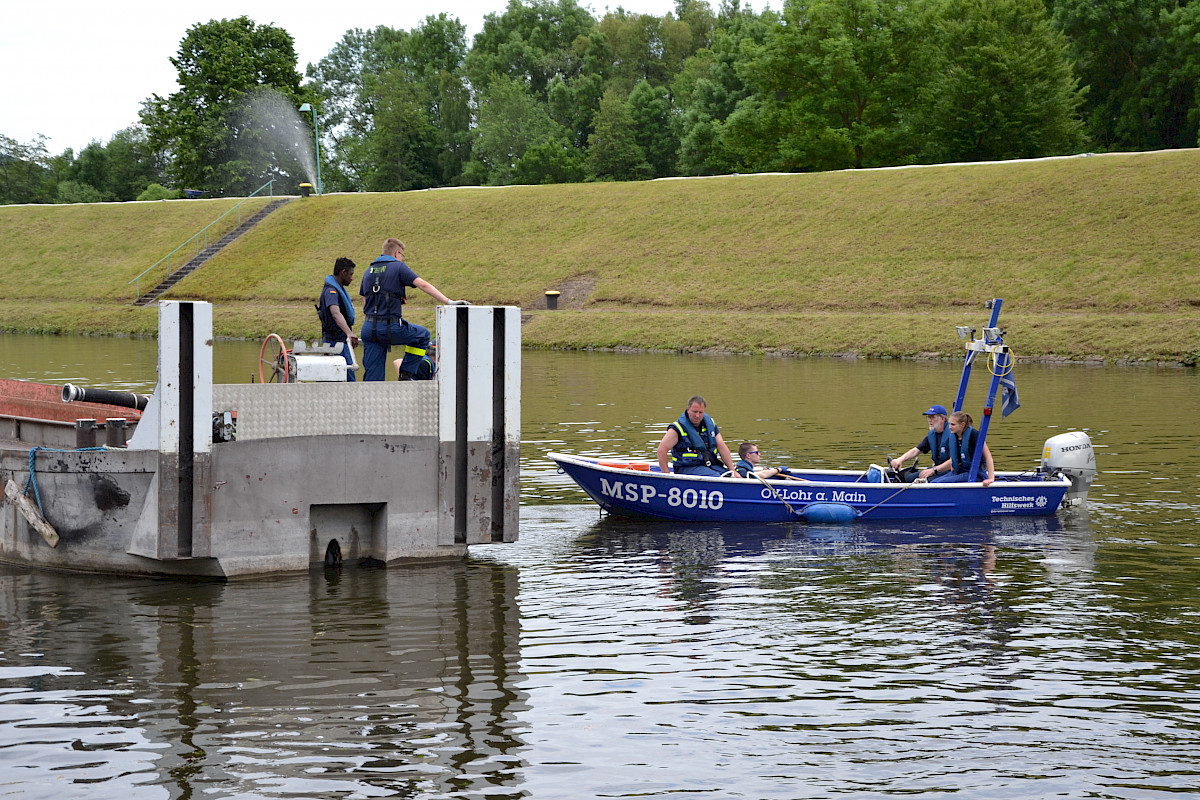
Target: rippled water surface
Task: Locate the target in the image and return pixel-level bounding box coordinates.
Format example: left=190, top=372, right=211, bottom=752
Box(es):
left=1, top=337, right=1198, bottom=798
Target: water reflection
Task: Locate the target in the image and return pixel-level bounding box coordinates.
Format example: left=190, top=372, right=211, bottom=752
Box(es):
left=0, top=562, right=524, bottom=798
left=486, top=506, right=1200, bottom=799
left=2, top=335, right=1200, bottom=797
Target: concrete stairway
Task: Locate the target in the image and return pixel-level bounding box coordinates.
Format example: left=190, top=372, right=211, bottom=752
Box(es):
left=133, top=198, right=291, bottom=306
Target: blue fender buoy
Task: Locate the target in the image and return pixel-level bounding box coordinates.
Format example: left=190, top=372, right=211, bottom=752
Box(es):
left=799, top=502, right=860, bottom=524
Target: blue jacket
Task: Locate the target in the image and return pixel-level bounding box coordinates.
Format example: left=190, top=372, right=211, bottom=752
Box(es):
left=924, top=427, right=953, bottom=467
left=949, top=426, right=980, bottom=473
left=361, top=255, right=418, bottom=318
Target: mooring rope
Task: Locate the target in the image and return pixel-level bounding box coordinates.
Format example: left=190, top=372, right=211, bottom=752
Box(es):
left=750, top=470, right=798, bottom=516
left=22, top=445, right=110, bottom=519
left=858, top=479, right=925, bottom=518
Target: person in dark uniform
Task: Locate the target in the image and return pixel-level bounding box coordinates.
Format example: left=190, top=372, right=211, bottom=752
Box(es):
left=316, top=257, right=359, bottom=381
left=656, top=395, right=735, bottom=476
left=359, top=238, right=468, bottom=381
left=394, top=341, right=436, bottom=380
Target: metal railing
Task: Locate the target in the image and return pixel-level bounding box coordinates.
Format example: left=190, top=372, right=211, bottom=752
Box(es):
left=128, top=179, right=276, bottom=299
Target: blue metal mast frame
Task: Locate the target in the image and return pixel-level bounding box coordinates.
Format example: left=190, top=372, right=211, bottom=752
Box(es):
left=951, top=299, right=1007, bottom=482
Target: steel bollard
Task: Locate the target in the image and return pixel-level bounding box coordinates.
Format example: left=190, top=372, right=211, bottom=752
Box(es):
left=545, top=290, right=560, bottom=310
left=75, top=419, right=97, bottom=448
left=105, top=418, right=128, bottom=448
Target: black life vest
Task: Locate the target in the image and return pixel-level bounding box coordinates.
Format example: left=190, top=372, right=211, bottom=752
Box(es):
left=669, top=412, right=719, bottom=467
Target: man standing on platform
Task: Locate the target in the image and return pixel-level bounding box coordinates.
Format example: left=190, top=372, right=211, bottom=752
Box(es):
left=316, top=257, right=359, bottom=381
left=359, top=238, right=468, bottom=381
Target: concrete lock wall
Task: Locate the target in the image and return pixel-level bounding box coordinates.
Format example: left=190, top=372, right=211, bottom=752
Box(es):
left=436, top=304, right=521, bottom=547
left=1, top=301, right=521, bottom=578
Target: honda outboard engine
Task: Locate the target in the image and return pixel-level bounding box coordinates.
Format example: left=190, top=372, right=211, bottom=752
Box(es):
left=1041, top=432, right=1096, bottom=504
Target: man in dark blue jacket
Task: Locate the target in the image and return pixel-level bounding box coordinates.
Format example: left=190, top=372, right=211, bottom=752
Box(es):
left=317, top=257, right=359, bottom=381
left=359, top=238, right=468, bottom=381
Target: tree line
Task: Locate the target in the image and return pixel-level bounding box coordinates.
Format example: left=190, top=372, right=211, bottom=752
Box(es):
left=4, top=0, right=1200, bottom=204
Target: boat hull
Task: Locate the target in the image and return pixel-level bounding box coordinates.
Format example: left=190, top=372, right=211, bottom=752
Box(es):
left=549, top=453, right=1070, bottom=522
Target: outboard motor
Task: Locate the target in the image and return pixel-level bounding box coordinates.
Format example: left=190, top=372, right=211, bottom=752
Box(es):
left=1041, top=432, right=1096, bottom=503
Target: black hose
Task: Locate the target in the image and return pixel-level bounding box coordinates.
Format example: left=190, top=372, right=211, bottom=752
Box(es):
left=61, top=383, right=149, bottom=411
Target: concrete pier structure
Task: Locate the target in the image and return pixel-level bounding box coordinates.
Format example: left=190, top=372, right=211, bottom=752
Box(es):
left=0, top=301, right=520, bottom=578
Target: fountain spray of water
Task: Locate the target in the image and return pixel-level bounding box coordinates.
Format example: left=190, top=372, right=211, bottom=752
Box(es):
left=228, top=87, right=319, bottom=194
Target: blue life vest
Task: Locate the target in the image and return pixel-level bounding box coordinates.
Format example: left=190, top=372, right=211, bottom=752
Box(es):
left=669, top=412, right=719, bottom=467
left=734, top=458, right=754, bottom=477
left=949, top=426, right=979, bottom=474
left=925, top=427, right=953, bottom=466
left=317, top=275, right=355, bottom=338
left=416, top=354, right=436, bottom=380
left=362, top=255, right=408, bottom=317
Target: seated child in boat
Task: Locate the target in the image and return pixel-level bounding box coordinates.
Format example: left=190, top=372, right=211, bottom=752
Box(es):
left=734, top=442, right=808, bottom=481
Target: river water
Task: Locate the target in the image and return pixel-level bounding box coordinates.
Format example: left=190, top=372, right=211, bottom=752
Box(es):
left=1, top=336, right=1198, bottom=798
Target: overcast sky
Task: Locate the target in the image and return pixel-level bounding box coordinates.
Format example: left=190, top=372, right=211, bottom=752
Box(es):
left=1, top=0, right=688, bottom=156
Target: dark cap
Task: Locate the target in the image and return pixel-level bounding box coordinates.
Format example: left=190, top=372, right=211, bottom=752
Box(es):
left=922, top=404, right=948, bottom=416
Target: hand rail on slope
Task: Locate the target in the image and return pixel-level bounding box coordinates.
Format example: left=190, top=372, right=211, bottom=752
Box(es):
left=127, top=179, right=276, bottom=300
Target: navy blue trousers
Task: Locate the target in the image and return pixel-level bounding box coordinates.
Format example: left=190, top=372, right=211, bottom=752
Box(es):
left=360, top=318, right=429, bottom=381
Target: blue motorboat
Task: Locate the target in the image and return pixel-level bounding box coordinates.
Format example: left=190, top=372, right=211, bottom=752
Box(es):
left=550, top=299, right=1096, bottom=523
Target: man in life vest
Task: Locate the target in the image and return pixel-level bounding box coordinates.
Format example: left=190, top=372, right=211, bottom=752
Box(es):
left=316, top=257, right=359, bottom=381
left=656, top=395, right=735, bottom=476
left=890, top=404, right=953, bottom=477
left=393, top=341, right=436, bottom=380
left=359, top=238, right=468, bottom=381
left=734, top=442, right=808, bottom=481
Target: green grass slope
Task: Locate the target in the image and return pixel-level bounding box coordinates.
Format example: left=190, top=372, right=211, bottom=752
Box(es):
left=2, top=151, right=1197, bottom=363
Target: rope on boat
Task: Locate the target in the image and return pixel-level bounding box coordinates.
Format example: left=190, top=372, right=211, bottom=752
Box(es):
left=23, top=448, right=44, bottom=517
left=857, top=479, right=925, bottom=518
left=748, top=470, right=798, bottom=516
left=988, top=349, right=1015, bottom=377
left=22, top=445, right=109, bottom=519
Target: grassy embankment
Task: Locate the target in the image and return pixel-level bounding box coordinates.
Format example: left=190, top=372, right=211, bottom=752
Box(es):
left=1, top=150, right=1198, bottom=364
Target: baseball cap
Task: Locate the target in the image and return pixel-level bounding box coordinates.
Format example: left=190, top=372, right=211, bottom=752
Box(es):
left=922, top=404, right=948, bottom=416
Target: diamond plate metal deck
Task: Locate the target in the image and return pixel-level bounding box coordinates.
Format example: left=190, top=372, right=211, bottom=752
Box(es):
left=213, top=382, right=438, bottom=440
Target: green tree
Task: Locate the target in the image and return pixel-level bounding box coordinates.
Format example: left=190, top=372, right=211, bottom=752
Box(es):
left=743, top=0, right=919, bottom=171
left=137, top=183, right=180, bottom=201
left=674, top=0, right=718, bottom=53
left=546, top=72, right=606, bottom=148
left=1052, top=0, right=1194, bottom=151
left=513, top=138, right=589, bottom=183
left=55, top=180, right=107, bottom=204
left=912, top=0, right=1085, bottom=163
left=141, top=16, right=307, bottom=194
left=470, top=75, right=568, bottom=184
left=597, top=9, right=701, bottom=92
left=70, top=142, right=113, bottom=200
left=51, top=126, right=164, bottom=203
left=1167, top=3, right=1200, bottom=147
left=674, top=8, right=776, bottom=175
left=0, top=134, right=53, bottom=204
left=104, top=126, right=165, bottom=201
left=364, top=71, right=441, bottom=190
left=465, top=0, right=598, bottom=99
left=628, top=81, right=678, bottom=177
left=305, top=16, right=471, bottom=190
left=587, top=88, right=651, bottom=180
